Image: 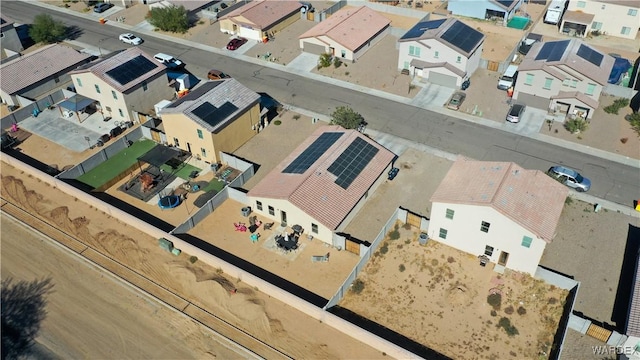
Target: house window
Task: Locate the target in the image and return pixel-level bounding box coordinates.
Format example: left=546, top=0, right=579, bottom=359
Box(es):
left=570, top=79, right=577, bottom=88
left=621, top=27, right=631, bottom=35
left=197, top=129, right=203, bottom=139
left=268, top=206, right=275, bottom=216
left=543, top=78, right=553, bottom=90
left=562, top=78, right=570, bottom=87
left=341, top=50, right=346, bottom=58
left=601, top=4, right=605, bottom=9
left=456, top=56, right=461, bottom=63
left=311, top=223, right=318, bottom=234
left=586, top=83, right=596, bottom=95
left=592, top=22, right=602, bottom=30
left=445, top=208, right=455, bottom=219
left=77, top=78, right=83, bottom=87
left=434, top=51, right=439, bottom=59
left=438, top=228, right=448, bottom=239
left=484, top=245, right=494, bottom=256
left=118, top=109, right=124, bottom=117
left=142, top=81, right=148, bottom=91
left=256, top=201, right=263, bottom=211
left=480, top=221, right=491, bottom=233
left=521, top=236, right=533, bottom=248
left=403, top=61, right=409, bottom=69
left=94, top=84, right=101, bottom=94
left=524, top=73, right=534, bottom=85
left=577, top=1, right=585, bottom=8
left=201, top=148, right=206, bottom=157
left=173, top=137, right=180, bottom=147
left=628, top=9, right=638, bottom=16
left=105, top=106, right=112, bottom=112
left=54, top=76, right=60, bottom=84
left=111, top=90, right=117, bottom=100
left=409, top=45, right=420, bottom=57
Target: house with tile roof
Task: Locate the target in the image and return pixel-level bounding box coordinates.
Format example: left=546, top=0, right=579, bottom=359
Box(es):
left=562, top=0, right=639, bottom=40
left=447, top=0, right=525, bottom=26
left=427, top=157, right=568, bottom=275
left=159, top=79, right=261, bottom=163
left=248, top=125, right=395, bottom=244
left=0, top=44, right=93, bottom=107
left=397, top=18, right=485, bottom=88
left=69, top=48, right=174, bottom=123
left=1, top=16, right=23, bottom=53
left=298, top=6, right=390, bottom=62
left=219, top=0, right=303, bottom=42
left=513, top=38, right=615, bottom=119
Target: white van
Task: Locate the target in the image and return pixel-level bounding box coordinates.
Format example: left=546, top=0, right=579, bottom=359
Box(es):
left=153, top=53, right=185, bottom=69
left=497, top=65, right=518, bottom=90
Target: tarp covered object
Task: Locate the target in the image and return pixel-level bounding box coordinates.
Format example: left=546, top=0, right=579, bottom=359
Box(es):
left=608, top=57, right=632, bottom=84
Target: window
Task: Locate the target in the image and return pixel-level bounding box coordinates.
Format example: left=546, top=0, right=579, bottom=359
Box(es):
left=577, top=1, right=585, bottom=8
left=480, top=221, right=491, bottom=233
left=438, top=228, right=448, bottom=239
left=570, top=79, right=577, bottom=88
left=521, top=236, right=533, bottom=248
left=484, top=245, right=494, bottom=256
left=601, top=4, right=605, bottom=9
left=445, top=208, right=455, bottom=219
left=543, top=78, right=553, bottom=90
left=94, top=84, right=101, bottom=94
left=434, top=51, right=439, bottom=59
left=77, top=78, right=83, bottom=87
left=341, top=50, right=346, bottom=58
left=105, top=106, right=112, bottom=112
left=409, top=45, right=420, bottom=57
left=586, top=83, right=596, bottom=95
left=142, top=81, right=148, bottom=91
left=592, top=22, right=602, bottom=30
left=118, top=109, right=124, bottom=117
left=0, top=33, right=4, bottom=38
left=311, top=223, right=318, bottom=234
left=200, top=148, right=206, bottom=157
left=197, top=129, right=203, bottom=139
left=628, top=9, right=638, bottom=16
left=524, top=73, right=534, bottom=85
left=54, top=76, right=60, bottom=84
left=403, top=61, right=409, bottom=69
left=268, top=206, right=275, bottom=216
left=562, top=78, right=570, bottom=87
left=456, top=56, right=461, bottom=63
left=621, top=27, right=631, bottom=35
left=173, top=137, right=180, bottom=147
left=111, top=90, right=117, bottom=100
left=256, top=201, right=263, bottom=211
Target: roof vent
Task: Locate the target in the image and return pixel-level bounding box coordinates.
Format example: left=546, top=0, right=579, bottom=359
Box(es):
left=321, top=195, right=328, bottom=201
left=513, top=169, right=520, bottom=175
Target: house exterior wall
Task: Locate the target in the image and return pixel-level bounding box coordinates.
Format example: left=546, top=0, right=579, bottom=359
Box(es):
left=567, top=0, right=639, bottom=40
left=300, top=35, right=355, bottom=60
left=427, top=202, right=546, bottom=275
left=0, top=24, right=23, bottom=52
left=220, top=12, right=299, bottom=41
left=265, top=11, right=300, bottom=33
left=448, top=0, right=522, bottom=22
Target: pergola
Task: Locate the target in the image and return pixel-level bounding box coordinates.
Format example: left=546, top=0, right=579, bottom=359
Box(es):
left=136, top=144, right=183, bottom=180
left=58, top=94, right=95, bottom=123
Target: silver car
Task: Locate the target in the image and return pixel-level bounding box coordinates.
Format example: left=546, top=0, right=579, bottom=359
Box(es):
left=547, top=166, right=591, bottom=192
left=506, top=104, right=525, bottom=123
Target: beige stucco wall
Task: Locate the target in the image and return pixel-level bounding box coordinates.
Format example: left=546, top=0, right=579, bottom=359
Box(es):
left=427, top=202, right=547, bottom=275
left=300, top=35, right=354, bottom=60
left=568, top=0, right=639, bottom=39
left=221, top=12, right=300, bottom=41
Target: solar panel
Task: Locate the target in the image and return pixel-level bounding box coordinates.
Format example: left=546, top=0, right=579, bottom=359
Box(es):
left=495, top=0, right=515, bottom=8
left=282, top=132, right=343, bottom=174
left=576, top=44, right=603, bottom=66
left=105, top=55, right=158, bottom=86
left=400, top=19, right=446, bottom=40
left=440, top=21, right=484, bottom=54
left=328, top=137, right=379, bottom=190
left=535, top=40, right=570, bottom=61
left=191, top=101, right=239, bottom=128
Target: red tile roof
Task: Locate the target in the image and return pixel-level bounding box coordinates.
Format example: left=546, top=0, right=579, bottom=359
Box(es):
left=430, top=157, right=568, bottom=242
left=220, top=0, right=302, bottom=29
left=248, top=125, right=395, bottom=230
left=299, top=6, right=390, bottom=51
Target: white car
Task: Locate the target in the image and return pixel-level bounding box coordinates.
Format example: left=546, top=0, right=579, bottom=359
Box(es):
left=119, top=33, right=143, bottom=45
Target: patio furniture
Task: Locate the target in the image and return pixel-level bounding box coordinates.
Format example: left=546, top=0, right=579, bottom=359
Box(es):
left=312, top=253, right=330, bottom=263
left=250, top=233, right=260, bottom=243
left=234, top=222, right=247, bottom=232
left=264, top=222, right=274, bottom=230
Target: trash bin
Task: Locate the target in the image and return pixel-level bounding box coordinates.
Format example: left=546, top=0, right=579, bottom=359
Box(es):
left=241, top=207, right=251, bottom=217
left=419, top=233, right=428, bottom=245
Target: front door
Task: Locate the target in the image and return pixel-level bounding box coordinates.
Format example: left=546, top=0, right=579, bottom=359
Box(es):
left=280, top=210, right=287, bottom=226
left=186, top=142, right=191, bottom=153
left=498, top=251, right=509, bottom=266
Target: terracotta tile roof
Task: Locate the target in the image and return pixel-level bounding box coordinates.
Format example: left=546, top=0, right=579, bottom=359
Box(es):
left=248, top=125, right=395, bottom=230
left=1, top=44, right=92, bottom=95
left=299, top=6, right=390, bottom=51
left=562, top=10, right=595, bottom=25
left=409, top=59, right=467, bottom=77
left=430, top=157, right=568, bottom=242
left=220, top=0, right=302, bottom=29
left=626, top=253, right=640, bottom=337
left=398, top=18, right=485, bottom=58
left=69, top=48, right=166, bottom=93
left=552, top=90, right=600, bottom=109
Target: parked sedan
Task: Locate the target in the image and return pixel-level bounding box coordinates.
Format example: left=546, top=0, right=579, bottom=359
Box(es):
left=547, top=165, right=591, bottom=192
left=226, top=37, right=247, bottom=51
left=207, top=69, right=231, bottom=80
left=506, top=104, right=525, bottom=123
left=93, top=2, right=112, bottom=13
left=119, top=33, right=143, bottom=45
left=446, top=92, right=466, bottom=111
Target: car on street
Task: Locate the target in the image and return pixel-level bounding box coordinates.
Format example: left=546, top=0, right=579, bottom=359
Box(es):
left=226, top=37, right=247, bottom=51
left=119, top=33, right=143, bottom=45
left=207, top=69, right=231, bottom=80
left=547, top=165, right=591, bottom=192
left=93, top=2, right=112, bottom=13
left=153, top=53, right=185, bottom=69
left=506, top=104, right=525, bottom=123
left=388, top=167, right=399, bottom=180
left=446, top=92, right=466, bottom=111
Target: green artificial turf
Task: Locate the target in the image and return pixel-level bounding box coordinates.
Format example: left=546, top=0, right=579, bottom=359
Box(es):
left=159, top=162, right=202, bottom=181
left=201, top=179, right=226, bottom=193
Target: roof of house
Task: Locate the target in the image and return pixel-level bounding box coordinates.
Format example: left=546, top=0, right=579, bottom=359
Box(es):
left=220, top=0, right=302, bottom=29
left=562, top=10, right=595, bottom=25
left=248, top=125, right=395, bottom=230
left=163, top=0, right=212, bottom=12
left=551, top=90, right=600, bottom=109
left=518, top=39, right=615, bottom=86
left=160, top=79, right=260, bottom=133
left=490, top=0, right=520, bottom=11
left=299, top=6, right=391, bottom=51
left=0, top=44, right=92, bottom=95
left=626, top=250, right=640, bottom=337
left=410, top=59, right=467, bottom=77
left=69, top=47, right=166, bottom=93
left=430, top=157, right=568, bottom=242
left=398, top=18, right=484, bottom=57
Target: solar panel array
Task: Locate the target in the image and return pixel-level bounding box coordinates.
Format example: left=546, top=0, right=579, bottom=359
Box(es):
left=495, top=0, right=515, bottom=8
left=440, top=21, right=483, bottom=53
left=576, top=44, right=603, bottom=66
left=282, top=132, right=343, bottom=174
left=328, top=137, right=379, bottom=189
left=105, top=55, right=157, bottom=86
left=400, top=19, right=446, bottom=40
left=534, top=40, right=570, bottom=62
left=191, top=101, right=239, bottom=128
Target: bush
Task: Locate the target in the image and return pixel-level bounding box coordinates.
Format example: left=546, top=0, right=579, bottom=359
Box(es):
left=487, top=293, right=502, bottom=310
left=564, top=118, right=588, bottom=134
left=388, top=229, right=400, bottom=240
left=189, top=256, right=198, bottom=264
left=497, top=317, right=519, bottom=337
left=333, top=57, right=342, bottom=68
left=490, top=310, right=497, bottom=317
left=504, top=305, right=514, bottom=315
left=604, top=98, right=630, bottom=114
left=628, top=112, right=640, bottom=137
left=517, top=306, right=527, bottom=315
left=351, top=279, right=365, bottom=294
left=399, top=264, right=406, bottom=272
left=146, top=5, right=189, bottom=33
left=330, top=106, right=365, bottom=129
left=379, top=243, right=389, bottom=255
left=318, top=53, right=332, bottom=68
left=29, top=14, right=67, bottom=44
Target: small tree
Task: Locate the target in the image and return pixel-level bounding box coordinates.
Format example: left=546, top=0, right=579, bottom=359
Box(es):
left=146, top=5, right=189, bottom=33
left=330, top=106, right=364, bottom=129
left=564, top=117, right=588, bottom=134
left=29, top=14, right=66, bottom=44
left=318, top=53, right=332, bottom=68
left=628, top=112, right=640, bottom=137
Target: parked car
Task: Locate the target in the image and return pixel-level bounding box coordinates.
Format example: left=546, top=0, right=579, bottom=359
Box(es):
left=547, top=166, right=591, bottom=192
left=93, top=2, right=112, bottom=13
left=119, top=33, right=143, bottom=45
left=446, top=92, right=466, bottom=111
left=207, top=69, right=231, bottom=80
left=153, top=53, right=185, bottom=69
left=506, top=104, right=525, bottom=123
left=226, top=37, right=247, bottom=51
left=388, top=167, right=399, bottom=180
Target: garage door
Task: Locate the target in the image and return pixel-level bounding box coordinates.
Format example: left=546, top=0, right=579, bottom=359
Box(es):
left=302, top=41, right=326, bottom=55
left=240, top=28, right=261, bottom=41
left=428, top=72, right=457, bottom=87
left=515, top=93, right=550, bottom=110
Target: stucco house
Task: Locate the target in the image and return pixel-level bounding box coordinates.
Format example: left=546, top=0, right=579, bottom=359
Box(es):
left=1, top=44, right=93, bottom=107
left=428, top=158, right=568, bottom=275
left=219, top=0, right=302, bottom=42
left=69, top=48, right=174, bottom=123
left=159, top=79, right=261, bottom=164
left=248, top=125, right=395, bottom=244
left=397, top=18, right=485, bottom=88
left=447, top=0, right=525, bottom=26
left=513, top=39, right=615, bottom=119
left=561, top=0, right=639, bottom=40
left=1, top=17, right=23, bottom=53
left=298, top=6, right=390, bottom=61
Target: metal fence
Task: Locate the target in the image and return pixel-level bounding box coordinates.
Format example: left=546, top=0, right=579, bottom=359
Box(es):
left=1, top=90, right=68, bottom=130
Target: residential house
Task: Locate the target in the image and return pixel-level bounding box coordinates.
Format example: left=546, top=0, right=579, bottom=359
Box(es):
left=298, top=6, right=390, bottom=61
left=1, top=17, right=23, bottom=53
left=397, top=18, right=485, bottom=87
left=562, top=0, right=639, bottom=40
left=428, top=158, right=568, bottom=275
left=248, top=125, right=395, bottom=244
left=159, top=79, right=261, bottom=163
left=513, top=39, right=615, bottom=119
left=1, top=44, right=93, bottom=107
left=622, top=245, right=640, bottom=360
left=219, top=0, right=302, bottom=42
left=447, top=0, right=525, bottom=26
left=69, top=48, right=174, bottom=123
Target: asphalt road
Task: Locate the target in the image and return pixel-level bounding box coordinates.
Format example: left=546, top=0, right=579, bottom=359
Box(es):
left=3, top=1, right=639, bottom=206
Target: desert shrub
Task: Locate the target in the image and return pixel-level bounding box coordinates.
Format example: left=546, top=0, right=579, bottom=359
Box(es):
left=447, top=256, right=456, bottom=263
left=504, top=305, right=514, bottom=315
left=403, top=222, right=412, bottom=230
left=564, top=118, right=588, bottom=133
left=487, top=293, right=502, bottom=310
left=146, top=5, right=189, bottom=33
left=564, top=197, right=573, bottom=205
left=628, top=112, right=640, bottom=137
left=379, top=243, right=389, bottom=254
left=399, top=264, right=406, bottom=272
left=273, top=120, right=281, bottom=125
left=517, top=306, right=527, bottom=315
left=292, top=114, right=301, bottom=120
left=497, top=317, right=519, bottom=337
left=351, top=279, right=365, bottom=294
left=333, top=57, right=342, bottom=68
left=490, top=310, right=497, bottom=317
left=189, top=256, right=198, bottom=264
left=318, top=53, right=332, bottom=68
left=388, top=229, right=400, bottom=240
left=603, top=98, right=630, bottom=114
left=548, top=297, right=558, bottom=305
